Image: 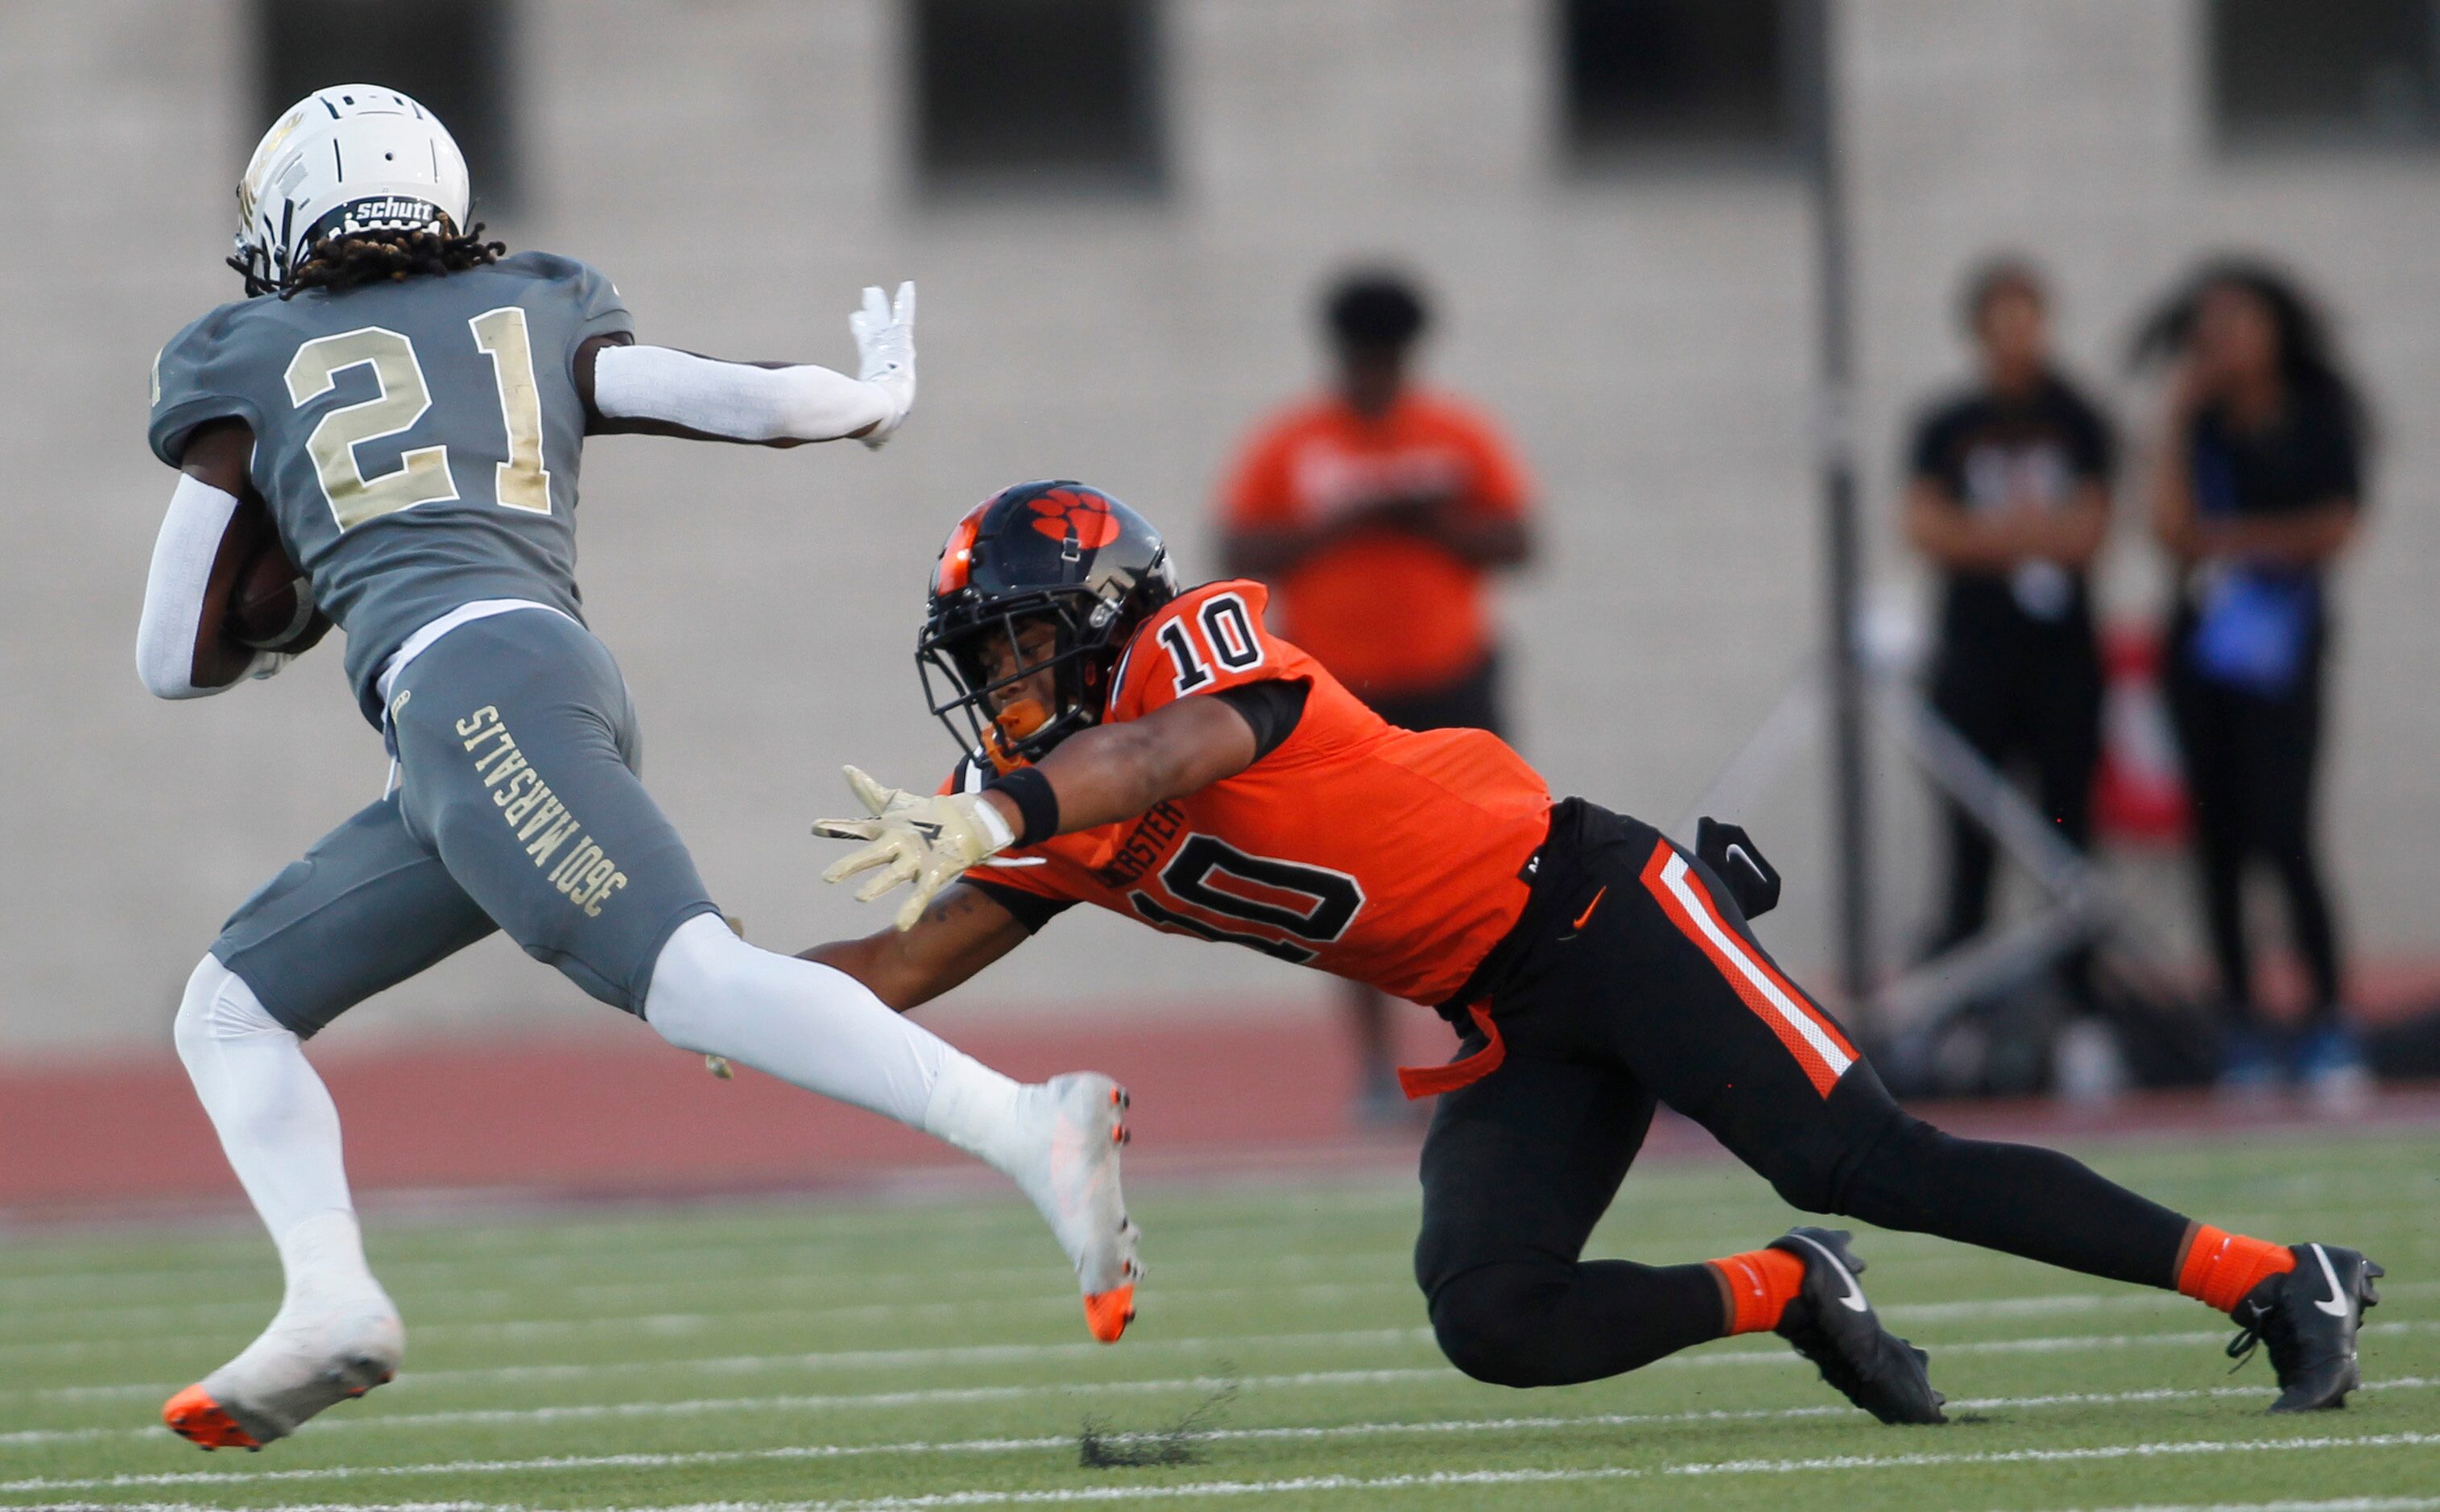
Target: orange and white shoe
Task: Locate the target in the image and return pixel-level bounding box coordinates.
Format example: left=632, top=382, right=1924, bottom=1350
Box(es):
left=924, top=1064, right=1143, bottom=1340
left=1035, top=1072, right=1142, bottom=1342
left=162, top=1284, right=403, bottom=1450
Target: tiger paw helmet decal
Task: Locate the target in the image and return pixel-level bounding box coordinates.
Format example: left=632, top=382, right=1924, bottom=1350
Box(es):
left=1028, top=485, right=1127, bottom=560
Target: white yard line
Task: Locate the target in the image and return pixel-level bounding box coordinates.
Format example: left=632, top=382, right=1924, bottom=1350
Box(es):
left=6, top=1427, right=2438, bottom=1503
left=24, top=1493, right=2440, bottom=1512
left=0, top=1369, right=1448, bottom=1448
left=7, top=1207, right=2429, bottom=1313
left=2041, top=1500, right=2440, bottom=1512
left=47, top=1270, right=2412, bottom=1353
left=10, top=1317, right=2434, bottom=1415
left=15, top=1504, right=507, bottom=1511
left=0, top=1283, right=1417, bottom=1357
left=0, top=1322, right=1433, bottom=1370
left=3, top=1176, right=2423, bottom=1296
left=27, top=1493, right=2440, bottom=1512
left=0, top=1198, right=1437, bottom=1295
left=23, top=1271, right=2430, bottom=1363
left=5, top=1373, right=2430, bottom=1465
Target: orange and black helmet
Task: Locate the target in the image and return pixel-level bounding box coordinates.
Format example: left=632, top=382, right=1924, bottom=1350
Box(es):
left=918, top=481, right=1177, bottom=770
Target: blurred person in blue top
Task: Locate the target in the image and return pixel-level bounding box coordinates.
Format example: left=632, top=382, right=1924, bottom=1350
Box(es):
left=2132, top=262, right=2368, bottom=1101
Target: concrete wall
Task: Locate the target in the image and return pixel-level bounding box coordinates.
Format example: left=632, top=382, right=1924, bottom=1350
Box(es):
left=4, top=0, right=2433, bottom=1055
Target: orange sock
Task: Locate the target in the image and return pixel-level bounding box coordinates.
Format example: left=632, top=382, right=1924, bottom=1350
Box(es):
left=1710, top=1247, right=1806, bottom=1335
left=2177, top=1224, right=2296, bottom=1313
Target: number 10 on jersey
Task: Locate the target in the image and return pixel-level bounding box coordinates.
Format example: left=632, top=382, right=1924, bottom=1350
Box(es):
left=1156, top=593, right=1265, bottom=695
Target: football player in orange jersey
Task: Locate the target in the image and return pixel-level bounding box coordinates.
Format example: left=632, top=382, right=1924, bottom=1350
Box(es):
left=805, top=481, right=2380, bottom=1421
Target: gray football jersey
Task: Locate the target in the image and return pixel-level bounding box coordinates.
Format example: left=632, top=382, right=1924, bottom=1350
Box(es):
left=148, top=252, right=631, bottom=724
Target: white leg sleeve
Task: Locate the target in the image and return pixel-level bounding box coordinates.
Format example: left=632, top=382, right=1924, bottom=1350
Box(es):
left=643, top=914, right=1032, bottom=1174
left=173, top=956, right=372, bottom=1290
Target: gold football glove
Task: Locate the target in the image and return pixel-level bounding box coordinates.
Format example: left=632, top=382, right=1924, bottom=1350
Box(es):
left=815, top=765, right=1015, bottom=930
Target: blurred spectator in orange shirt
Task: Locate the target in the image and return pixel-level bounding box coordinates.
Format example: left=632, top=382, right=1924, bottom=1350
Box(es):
left=1218, top=270, right=1536, bottom=1124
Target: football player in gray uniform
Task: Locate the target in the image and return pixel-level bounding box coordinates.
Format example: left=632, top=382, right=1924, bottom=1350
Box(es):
left=139, top=85, right=1139, bottom=1452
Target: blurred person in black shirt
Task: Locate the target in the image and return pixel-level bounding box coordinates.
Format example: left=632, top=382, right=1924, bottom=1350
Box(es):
left=2133, top=262, right=2368, bottom=1101
left=1904, top=260, right=2113, bottom=989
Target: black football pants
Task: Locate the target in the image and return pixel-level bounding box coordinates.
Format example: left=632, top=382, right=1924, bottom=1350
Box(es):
left=1412, top=801, right=2195, bottom=1388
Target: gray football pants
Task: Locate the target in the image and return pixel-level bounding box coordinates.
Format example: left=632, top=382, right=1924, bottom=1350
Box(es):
left=213, top=611, right=721, bottom=1034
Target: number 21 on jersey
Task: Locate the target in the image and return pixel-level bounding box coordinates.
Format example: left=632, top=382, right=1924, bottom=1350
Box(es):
left=1155, top=592, right=1265, bottom=695
left=283, top=308, right=551, bottom=531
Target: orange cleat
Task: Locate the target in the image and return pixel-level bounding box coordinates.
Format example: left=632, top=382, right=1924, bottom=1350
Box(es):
left=1084, top=1281, right=1137, bottom=1343
left=162, top=1384, right=261, bottom=1452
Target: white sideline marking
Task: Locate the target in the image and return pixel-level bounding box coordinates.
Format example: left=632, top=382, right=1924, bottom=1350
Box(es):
left=0, top=1272, right=1386, bottom=1353
left=2047, top=1500, right=2440, bottom=1512
left=27, top=1505, right=507, bottom=1511
left=20, top=1498, right=2440, bottom=1512
left=10, top=1318, right=2434, bottom=1415
left=37, top=1489, right=2440, bottom=1512
left=0, top=1196, right=1438, bottom=1295
left=0, top=1369, right=1447, bottom=1447
left=7, top=1370, right=2397, bottom=1449
left=0, top=1282, right=1420, bottom=1359
left=0, top=1167, right=2421, bottom=1295
left=8, top=1431, right=2436, bottom=1505
left=6, top=1220, right=2423, bottom=1323
left=42, top=1269, right=2321, bottom=1359
left=47, top=1269, right=2417, bottom=1355
left=0, top=1328, right=1433, bottom=1411
left=6, top=1376, right=2433, bottom=1472
left=0, top=1245, right=1406, bottom=1304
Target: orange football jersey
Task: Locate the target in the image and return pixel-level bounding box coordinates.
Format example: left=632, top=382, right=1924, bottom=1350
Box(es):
left=949, top=580, right=1553, bottom=1003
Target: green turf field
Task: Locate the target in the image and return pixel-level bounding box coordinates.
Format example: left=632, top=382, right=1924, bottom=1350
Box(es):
left=2, top=1130, right=2434, bottom=1511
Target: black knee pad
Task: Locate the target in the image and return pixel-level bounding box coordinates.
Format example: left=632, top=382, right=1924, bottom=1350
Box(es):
left=1425, top=1263, right=1566, bottom=1389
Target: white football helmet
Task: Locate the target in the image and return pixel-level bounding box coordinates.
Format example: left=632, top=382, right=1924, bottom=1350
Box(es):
left=234, top=84, right=472, bottom=295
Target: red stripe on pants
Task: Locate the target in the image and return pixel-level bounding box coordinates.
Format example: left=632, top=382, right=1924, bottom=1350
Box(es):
left=1636, top=838, right=1855, bottom=1097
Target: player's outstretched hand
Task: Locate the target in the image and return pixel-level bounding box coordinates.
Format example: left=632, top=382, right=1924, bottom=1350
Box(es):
left=849, top=281, right=916, bottom=450
left=814, top=764, right=1011, bottom=930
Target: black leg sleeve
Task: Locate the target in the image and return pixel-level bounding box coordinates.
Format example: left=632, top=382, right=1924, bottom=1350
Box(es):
left=1413, top=1053, right=1726, bottom=1386
left=1826, top=1076, right=2191, bottom=1290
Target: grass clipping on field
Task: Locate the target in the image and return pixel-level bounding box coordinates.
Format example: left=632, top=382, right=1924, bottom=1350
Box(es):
left=1078, top=1375, right=1239, bottom=1468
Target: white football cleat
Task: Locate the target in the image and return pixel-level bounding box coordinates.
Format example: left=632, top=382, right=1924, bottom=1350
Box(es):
left=163, top=1280, right=403, bottom=1449
left=1019, top=1072, right=1141, bottom=1341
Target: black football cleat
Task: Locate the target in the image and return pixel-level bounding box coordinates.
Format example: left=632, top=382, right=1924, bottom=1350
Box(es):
left=2227, top=1243, right=2383, bottom=1412
left=1769, top=1227, right=1948, bottom=1425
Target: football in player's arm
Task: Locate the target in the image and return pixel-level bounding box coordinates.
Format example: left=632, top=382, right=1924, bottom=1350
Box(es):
left=142, top=293, right=915, bottom=698
left=808, top=479, right=2383, bottom=1422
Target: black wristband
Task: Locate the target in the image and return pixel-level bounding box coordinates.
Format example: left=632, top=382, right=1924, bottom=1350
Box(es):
left=986, top=766, right=1061, bottom=848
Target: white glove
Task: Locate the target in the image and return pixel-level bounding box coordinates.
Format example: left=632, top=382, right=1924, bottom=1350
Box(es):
left=815, top=764, right=1013, bottom=930
left=848, top=281, right=916, bottom=450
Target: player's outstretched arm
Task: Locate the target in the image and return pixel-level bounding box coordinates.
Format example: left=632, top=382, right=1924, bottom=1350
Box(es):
left=817, top=696, right=1262, bottom=929
left=577, top=282, right=916, bottom=451
left=799, top=882, right=1033, bottom=1012
left=135, top=420, right=308, bottom=698
left=1015, top=694, right=1261, bottom=833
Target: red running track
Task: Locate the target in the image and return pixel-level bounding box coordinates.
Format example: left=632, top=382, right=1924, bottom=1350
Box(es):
left=1, top=1006, right=1457, bottom=1222
left=6, top=1003, right=2438, bottom=1225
